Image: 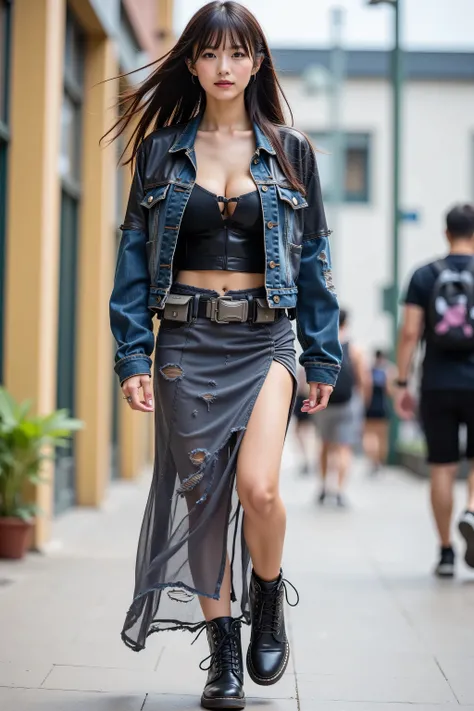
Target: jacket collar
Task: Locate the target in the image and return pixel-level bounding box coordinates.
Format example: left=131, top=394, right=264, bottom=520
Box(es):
left=169, top=113, right=276, bottom=156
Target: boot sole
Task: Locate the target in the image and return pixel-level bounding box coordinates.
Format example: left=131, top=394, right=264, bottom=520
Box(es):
left=201, top=694, right=246, bottom=710
left=458, top=520, right=474, bottom=568
left=246, top=641, right=290, bottom=686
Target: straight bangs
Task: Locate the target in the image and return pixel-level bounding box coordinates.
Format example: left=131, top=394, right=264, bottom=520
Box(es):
left=191, top=14, right=256, bottom=62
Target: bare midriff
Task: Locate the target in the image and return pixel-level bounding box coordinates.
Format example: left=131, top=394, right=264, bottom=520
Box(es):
left=176, top=270, right=265, bottom=295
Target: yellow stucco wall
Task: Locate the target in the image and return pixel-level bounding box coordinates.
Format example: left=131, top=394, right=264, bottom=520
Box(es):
left=3, top=0, right=162, bottom=547
left=5, top=0, right=66, bottom=546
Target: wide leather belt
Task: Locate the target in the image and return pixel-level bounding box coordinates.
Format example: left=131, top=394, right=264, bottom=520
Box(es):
left=159, top=293, right=284, bottom=325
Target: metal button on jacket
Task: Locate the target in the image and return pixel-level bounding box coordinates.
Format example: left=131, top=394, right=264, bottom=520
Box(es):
left=292, top=196, right=298, bottom=205
left=273, top=295, right=280, bottom=303
left=267, top=221, right=275, bottom=229
left=269, top=261, right=276, bottom=269
left=148, top=195, right=154, bottom=204
left=261, top=185, right=268, bottom=192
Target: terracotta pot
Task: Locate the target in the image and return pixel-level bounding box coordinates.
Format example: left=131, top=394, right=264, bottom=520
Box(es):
left=0, top=517, right=34, bottom=559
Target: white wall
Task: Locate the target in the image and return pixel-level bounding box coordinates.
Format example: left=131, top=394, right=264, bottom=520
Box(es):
left=174, top=0, right=474, bottom=52
left=280, top=75, right=474, bottom=353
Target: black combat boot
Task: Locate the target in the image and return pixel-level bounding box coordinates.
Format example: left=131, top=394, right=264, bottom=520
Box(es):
left=247, top=569, right=299, bottom=686
left=200, top=616, right=245, bottom=710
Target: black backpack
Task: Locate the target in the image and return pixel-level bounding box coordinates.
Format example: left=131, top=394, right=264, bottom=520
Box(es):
left=427, top=258, right=474, bottom=352
left=330, top=342, right=355, bottom=405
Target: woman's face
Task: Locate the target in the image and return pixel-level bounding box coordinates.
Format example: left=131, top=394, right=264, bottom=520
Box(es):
left=189, top=35, right=260, bottom=101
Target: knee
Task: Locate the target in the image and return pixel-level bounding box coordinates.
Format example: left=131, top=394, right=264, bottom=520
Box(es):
left=240, top=483, right=279, bottom=519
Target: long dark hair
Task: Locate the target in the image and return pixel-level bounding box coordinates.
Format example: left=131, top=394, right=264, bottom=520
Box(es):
left=103, top=1, right=305, bottom=193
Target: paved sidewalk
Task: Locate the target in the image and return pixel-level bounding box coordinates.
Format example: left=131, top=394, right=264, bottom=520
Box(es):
left=1, top=430, right=474, bottom=710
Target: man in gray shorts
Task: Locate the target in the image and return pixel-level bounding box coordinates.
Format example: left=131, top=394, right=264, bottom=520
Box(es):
left=315, top=309, right=368, bottom=506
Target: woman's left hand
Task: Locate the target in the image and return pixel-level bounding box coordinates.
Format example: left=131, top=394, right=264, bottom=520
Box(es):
left=301, top=382, right=334, bottom=415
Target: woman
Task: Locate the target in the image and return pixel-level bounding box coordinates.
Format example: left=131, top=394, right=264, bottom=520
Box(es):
left=364, top=349, right=393, bottom=475
left=108, top=2, right=341, bottom=708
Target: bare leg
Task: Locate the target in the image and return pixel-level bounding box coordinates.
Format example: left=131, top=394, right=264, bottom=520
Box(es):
left=363, top=421, right=378, bottom=465
left=198, top=363, right=292, bottom=617
left=378, top=421, right=389, bottom=465
left=317, top=439, right=331, bottom=503
left=237, top=361, right=293, bottom=581
left=336, top=444, right=353, bottom=494
left=199, top=555, right=232, bottom=621
left=320, top=440, right=330, bottom=484
left=468, top=467, right=474, bottom=511
left=430, top=464, right=457, bottom=547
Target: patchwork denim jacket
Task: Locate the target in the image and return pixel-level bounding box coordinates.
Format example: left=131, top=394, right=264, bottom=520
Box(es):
left=110, top=115, right=342, bottom=386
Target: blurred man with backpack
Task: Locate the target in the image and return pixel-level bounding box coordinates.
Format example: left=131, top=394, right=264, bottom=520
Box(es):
left=314, top=309, right=368, bottom=507
left=396, top=203, right=474, bottom=577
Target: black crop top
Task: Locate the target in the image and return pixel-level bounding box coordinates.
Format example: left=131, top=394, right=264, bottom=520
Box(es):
left=174, top=184, right=265, bottom=273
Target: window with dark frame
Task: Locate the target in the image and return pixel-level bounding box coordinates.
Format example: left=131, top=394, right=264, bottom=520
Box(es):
left=55, top=8, right=85, bottom=514
left=309, top=132, right=372, bottom=204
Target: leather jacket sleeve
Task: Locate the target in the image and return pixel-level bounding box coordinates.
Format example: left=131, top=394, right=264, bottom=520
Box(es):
left=109, top=144, right=155, bottom=385
left=296, top=140, right=342, bottom=385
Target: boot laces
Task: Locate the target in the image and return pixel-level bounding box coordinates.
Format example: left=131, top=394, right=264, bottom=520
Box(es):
left=197, top=620, right=242, bottom=674
left=256, top=578, right=299, bottom=635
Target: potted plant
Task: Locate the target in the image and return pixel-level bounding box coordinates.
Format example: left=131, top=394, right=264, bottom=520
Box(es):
left=0, top=386, right=83, bottom=559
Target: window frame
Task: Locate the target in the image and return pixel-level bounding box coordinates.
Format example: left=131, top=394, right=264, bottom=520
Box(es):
left=309, top=131, right=372, bottom=205
left=55, top=7, right=85, bottom=514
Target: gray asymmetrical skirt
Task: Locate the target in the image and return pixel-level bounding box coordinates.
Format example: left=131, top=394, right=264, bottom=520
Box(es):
left=121, top=285, right=296, bottom=652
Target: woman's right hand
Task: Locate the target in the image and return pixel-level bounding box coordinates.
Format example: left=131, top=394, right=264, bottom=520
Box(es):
left=122, top=375, right=154, bottom=412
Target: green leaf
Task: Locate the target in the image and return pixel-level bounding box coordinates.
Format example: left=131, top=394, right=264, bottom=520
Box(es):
left=0, top=388, right=18, bottom=430
left=17, top=399, right=33, bottom=422
left=14, top=505, right=37, bottom=522
left=0, top=387, right=84, bottom=518
left=27, top=474, right=48, bottom=485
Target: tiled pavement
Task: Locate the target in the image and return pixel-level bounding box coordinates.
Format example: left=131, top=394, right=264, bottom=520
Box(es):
left=1, top=427, right=474, bottom=710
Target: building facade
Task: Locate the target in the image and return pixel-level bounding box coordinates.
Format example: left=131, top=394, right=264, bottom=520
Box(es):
left=0, top=0, right=173, bottom=547
left=273, top=48, right=474, bottom=353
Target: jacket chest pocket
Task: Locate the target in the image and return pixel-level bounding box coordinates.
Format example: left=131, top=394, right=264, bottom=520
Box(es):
left=141, top=183, right=171, bottom=281
left=276, top=185, right=307, bottom=281
left=140, top=183, right=171, bottom=239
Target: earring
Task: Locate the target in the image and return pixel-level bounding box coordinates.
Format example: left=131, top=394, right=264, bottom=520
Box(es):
left=191, top=75, right=197, bottom=84
left=252, top=74, right=257, bottom=83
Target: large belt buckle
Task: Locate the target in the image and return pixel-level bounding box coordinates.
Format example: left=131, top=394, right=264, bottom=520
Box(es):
left=208, top=296, right=249, bottom=324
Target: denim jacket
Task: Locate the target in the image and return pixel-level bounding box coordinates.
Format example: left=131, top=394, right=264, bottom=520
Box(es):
left=110, top=115, right=342, bottom=386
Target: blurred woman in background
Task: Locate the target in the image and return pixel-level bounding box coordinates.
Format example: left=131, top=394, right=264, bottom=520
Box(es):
left=364, top=349, right=394, bottom=475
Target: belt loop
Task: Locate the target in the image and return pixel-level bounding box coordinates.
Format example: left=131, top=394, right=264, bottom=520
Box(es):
left=247, top=294, right=255, bottom=323
left=191, top=293, right=200, bottom=321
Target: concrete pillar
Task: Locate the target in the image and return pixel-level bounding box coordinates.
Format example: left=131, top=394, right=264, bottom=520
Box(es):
left=75, top=36, right=118, bottom=505
left=5, top=0, right=65, bottom=547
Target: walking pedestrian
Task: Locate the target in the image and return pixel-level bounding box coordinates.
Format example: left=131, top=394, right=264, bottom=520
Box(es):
left=363, top=349, right=394, bottom=475
left=107, top=2, right=341, bottom=707
left=396, top=203, right=474, bottom=578
left=314, top=309, right=367, bottom=507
